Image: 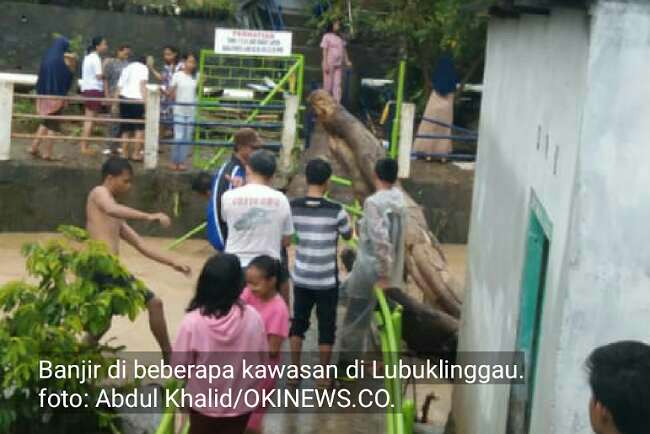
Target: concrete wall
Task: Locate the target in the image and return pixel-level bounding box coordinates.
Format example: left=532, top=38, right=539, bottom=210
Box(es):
left=0, top=2, right=228, bottom=73
left=453, top=7, right=589, bottom=434
left=455, top=1, right=650, bottom=433
left=552, top=1, right=650, bottom=433
left=0, top=161, right=207, bottom=238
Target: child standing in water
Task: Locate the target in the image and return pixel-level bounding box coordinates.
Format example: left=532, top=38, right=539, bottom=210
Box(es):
left=241, top=255, right=290, bottom=434
left=168, top=52, right=198, bottom=171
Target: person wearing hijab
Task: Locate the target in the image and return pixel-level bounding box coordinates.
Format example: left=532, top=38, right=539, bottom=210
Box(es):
left=413, top=53, right=460, bottom=157
left=30, top=36, right=76, bottom=161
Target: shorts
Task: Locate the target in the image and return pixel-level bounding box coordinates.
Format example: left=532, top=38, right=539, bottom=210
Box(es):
left=43, top=108, right=63, bottom=133
left=92, top=271, right=155, bottom=307
left=37, top=98, right=65, bottom=132
left=289, top=286, right=338, bottom=345
left=119, top=98, right=145, bottom=133
left=82, top=89, right=104, bottom=112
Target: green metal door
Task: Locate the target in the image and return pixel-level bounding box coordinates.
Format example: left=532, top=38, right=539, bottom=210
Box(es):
left=506, top=194, right=551, bottom=434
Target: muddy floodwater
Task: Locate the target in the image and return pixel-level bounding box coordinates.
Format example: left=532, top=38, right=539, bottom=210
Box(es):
left=0, top=233, right=466, bottom=433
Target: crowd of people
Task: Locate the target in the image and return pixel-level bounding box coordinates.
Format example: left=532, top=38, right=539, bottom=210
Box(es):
left=28, top=20, right=352, bottom=168
left=30, top=36, right=198, bottom=170
left=85, top=141, right=650, bottom=434
left=85, top=129, right=407, bottom=433
left=29, top=27, right=648, bottom=434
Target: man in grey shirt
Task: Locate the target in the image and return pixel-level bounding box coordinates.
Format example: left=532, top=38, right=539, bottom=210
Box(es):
left=103, top=45, right=130, bottom=154
left=338, top=158, right=407, bottom=371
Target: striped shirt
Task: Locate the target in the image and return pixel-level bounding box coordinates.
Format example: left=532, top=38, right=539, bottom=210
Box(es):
left=291, top=197, right=352, bottom=290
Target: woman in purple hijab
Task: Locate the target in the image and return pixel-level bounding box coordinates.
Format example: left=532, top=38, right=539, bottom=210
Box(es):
left=30, top=36, right=76, bottom=160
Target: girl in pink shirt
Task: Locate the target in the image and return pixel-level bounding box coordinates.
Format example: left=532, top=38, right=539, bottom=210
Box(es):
left=172, top=254, right=268, bottom=434
left=241, top=255, right=290, bottom=434
left=320, top=19, right=352, bottom=103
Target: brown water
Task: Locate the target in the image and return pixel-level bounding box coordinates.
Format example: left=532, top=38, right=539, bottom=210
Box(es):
left=0, top=233, right=465, bottom=433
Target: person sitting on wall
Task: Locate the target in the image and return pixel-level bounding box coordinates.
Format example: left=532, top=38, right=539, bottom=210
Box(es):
left=586, top=340, right=650, bottom=434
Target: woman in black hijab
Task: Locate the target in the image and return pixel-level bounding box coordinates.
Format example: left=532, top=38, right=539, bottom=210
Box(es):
left=30, top=36, right=76, bottom=161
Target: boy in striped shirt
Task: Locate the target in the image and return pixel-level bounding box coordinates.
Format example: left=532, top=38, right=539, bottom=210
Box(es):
left=289, top=158, right=352, bottom=385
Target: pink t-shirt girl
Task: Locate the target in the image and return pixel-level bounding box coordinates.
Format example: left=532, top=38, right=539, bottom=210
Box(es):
left=320, top=32, right=346, bottom=70
left=172, top=303, right=268, bottom=418
left=241, top=286, right=290, bottom=431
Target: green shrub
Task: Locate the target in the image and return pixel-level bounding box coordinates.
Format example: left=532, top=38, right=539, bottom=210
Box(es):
left=0, top=226, right=147, bottom=433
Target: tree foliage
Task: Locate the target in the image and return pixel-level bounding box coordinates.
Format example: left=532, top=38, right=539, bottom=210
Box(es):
left=0, top=226, right=147, bottom=432
left=325, top=0, right=487, bottom=104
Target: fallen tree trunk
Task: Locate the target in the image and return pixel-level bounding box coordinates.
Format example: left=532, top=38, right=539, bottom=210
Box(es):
left=308, top=90, right=463, bottom=351
left=385, top=288, right=459, bottom=358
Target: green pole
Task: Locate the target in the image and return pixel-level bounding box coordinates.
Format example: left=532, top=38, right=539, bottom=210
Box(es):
left=296, top=54, right=305, bottom=102
left=390, top=60, right=407, bottom=159
left=330, top=175, right=353, bottom=186
left=167, top=222, right=207, bottom=250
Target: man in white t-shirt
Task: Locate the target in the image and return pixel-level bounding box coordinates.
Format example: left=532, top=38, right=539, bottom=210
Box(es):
left=222, top=150, right=294, bottom=269
left=117, top=57, right=149, bottom=161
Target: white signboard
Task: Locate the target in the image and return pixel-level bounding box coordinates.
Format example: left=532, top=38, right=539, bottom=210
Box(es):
left=214, top=28, right=292, bottom=57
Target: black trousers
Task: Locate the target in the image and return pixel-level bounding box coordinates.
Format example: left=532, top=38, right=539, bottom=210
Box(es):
left=290, top=286, right=338, bottom=345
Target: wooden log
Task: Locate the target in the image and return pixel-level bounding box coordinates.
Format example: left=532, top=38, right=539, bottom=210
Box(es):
left=385, top=288, right=458, bottom=357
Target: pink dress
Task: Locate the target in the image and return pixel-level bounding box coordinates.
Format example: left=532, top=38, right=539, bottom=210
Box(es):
left=171, top=304, right=269, bottom=418
left=241, top=287, right=290, bottom=431
left=320, top=32, right=346, bottom=103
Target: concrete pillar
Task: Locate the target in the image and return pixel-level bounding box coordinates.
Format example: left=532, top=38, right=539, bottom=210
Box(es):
left=280, top=94, right=299, bottom=173
left=0, top=80, right=15, bottom=161
left=144, top=84, right=161, bottom=170
left=398, top=102, right=415, bottom=179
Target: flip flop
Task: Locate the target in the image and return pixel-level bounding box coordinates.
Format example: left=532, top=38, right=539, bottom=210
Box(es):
left=29, top=148, right=42, bottom=159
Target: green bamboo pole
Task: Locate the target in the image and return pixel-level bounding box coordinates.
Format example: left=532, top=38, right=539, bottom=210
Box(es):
left=390, top=60, right=407, bottom=159
left=296, top=54, right=305, bottom=102
left=331, top=175, right=353, bottom=186
left=167, top=222, right=207, bottom=250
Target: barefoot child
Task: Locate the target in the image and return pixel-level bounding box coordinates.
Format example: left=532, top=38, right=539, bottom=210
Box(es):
left=80, top=36, right=109, bottom=156
left=86, top=157, right=191, bottom=360
left=242, top=255, right=290, bottom=434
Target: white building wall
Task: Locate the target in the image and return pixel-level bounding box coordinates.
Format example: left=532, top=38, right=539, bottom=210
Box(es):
left=453, top=7, right=590, bottom=434
left=552, top=2, right=650, bottom=433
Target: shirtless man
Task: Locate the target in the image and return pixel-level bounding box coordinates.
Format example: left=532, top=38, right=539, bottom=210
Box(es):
left=86, top=157, right=190, bottom=360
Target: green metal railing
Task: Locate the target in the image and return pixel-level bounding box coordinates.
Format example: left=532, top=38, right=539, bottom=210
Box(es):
left=192, top=51, right=305, bottom=169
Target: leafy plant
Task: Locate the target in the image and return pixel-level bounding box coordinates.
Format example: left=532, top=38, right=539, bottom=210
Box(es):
left=12, top=99, right=39, bottom=133
left=52, top=33, right=84, bottom=58
left=0, top=226, right=147, bottom=433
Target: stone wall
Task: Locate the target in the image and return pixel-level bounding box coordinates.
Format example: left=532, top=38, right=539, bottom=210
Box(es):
left=0, top=160, right=207, bottom=238
left=0, top=1, right=229, bottom=73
